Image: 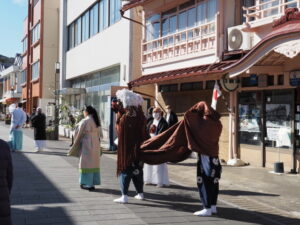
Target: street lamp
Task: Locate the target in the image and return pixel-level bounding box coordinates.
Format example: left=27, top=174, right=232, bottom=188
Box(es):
left=54, top=62, right=60, bottom=140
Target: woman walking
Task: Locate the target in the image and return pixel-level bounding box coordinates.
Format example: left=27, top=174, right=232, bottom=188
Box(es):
left=69, top=106, right=102, bottom=191
left=31, top=108, right=46, bottom=152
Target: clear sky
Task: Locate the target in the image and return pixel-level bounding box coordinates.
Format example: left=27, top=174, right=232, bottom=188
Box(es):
left=0, top=0, right=27, bottom=57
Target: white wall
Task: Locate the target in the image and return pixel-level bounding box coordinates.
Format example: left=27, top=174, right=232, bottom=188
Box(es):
left=66, top=19, right=131, bottom=84
left=67, top=0, right=97, bottom=25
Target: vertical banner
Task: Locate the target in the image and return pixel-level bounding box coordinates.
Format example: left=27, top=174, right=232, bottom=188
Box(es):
left=211, top=81, right=222, bottom=110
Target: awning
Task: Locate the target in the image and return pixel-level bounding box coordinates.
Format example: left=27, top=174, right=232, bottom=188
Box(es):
left=121, top=0, right=150, bottom=12
left=57, top=88, right=86, bottom=95
left=225, top=9, right=300, bottom=77
left=128, top=60, right=237, bottom=87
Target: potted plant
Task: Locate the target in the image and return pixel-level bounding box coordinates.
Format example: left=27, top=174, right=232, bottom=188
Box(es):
left=46, top=127, right=56, bottom=140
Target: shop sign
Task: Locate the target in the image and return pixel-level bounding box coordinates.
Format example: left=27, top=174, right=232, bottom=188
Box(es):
left=220, top=73, right=239, bottom=92
left=289, top=71, right=300, bottom=86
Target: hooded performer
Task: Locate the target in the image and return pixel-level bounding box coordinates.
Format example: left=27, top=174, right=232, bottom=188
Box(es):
left=112, top=89, right=149, bottom=204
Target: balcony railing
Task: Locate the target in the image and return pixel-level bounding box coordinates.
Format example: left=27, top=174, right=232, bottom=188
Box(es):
left=243, top=0, right=300, bottom=24
left=142, top=16, right=218, bottom=65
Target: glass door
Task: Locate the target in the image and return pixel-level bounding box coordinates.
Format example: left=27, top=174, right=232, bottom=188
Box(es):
left=264, top=90, right=293, bottom=165
left=238, top=92, right=263, bottom=146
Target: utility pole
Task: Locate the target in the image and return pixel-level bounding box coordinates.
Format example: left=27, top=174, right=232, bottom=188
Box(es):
left=54, top=62, right=60, bottom=140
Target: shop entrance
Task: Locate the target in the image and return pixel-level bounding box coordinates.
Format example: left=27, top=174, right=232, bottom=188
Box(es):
left=238, top=90, right=294, bottom=169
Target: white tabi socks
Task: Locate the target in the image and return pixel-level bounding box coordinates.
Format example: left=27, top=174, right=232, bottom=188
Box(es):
left=193, top=208, right=212, bottom=216
left=113, top=195, right=128, bottom=204
left=134, top=193, right=144, bottom=200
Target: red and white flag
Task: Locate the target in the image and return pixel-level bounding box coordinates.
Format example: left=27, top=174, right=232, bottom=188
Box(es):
left=211, top=81, right=222, bottom=110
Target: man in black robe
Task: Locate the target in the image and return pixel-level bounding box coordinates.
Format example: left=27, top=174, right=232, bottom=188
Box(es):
left=31, top=108, right=46, bottom=152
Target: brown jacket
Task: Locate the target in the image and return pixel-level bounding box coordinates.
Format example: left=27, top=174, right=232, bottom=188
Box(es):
left=116, top=106, right=149, bottom=175
left=138, top=101, right=222, bottom=164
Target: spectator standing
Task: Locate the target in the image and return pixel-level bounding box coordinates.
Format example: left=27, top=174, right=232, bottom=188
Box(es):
left=8, top=103, right=27, bottom=151
left=31, top=108, right=46, bottom=152
left=165, top=105, right=178, bottom=128
left=0, top=139, right=13, bottom=225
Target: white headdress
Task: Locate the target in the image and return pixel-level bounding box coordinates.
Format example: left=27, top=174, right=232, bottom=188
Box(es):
left=116, top=89, right=143, bottom=108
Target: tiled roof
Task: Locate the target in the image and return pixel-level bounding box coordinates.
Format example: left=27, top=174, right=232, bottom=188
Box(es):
left=128, top=60, right=237, bottom=87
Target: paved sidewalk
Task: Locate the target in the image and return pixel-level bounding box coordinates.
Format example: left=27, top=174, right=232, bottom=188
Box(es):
left=1, top=123, right=299, bottom=225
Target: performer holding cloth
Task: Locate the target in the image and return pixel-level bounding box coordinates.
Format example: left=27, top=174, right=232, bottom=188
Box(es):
left=144, top=107, right=170, bottom=187
left=138, top=101, right=222, bottom=217
left=112, top=89, right=149, bottom=204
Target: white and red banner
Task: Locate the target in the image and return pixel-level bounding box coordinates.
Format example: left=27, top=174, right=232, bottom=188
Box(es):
left=211, top=81, right=222, bottom=110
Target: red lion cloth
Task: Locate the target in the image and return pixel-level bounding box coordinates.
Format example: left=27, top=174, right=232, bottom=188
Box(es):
left=138, top=101, right=222, bottom=165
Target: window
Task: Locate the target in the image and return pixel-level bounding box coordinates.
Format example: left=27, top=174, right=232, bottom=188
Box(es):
left=242, top=75, right=258, bottom=87
left=145, top=0, right=217, bottom=40
left=68, top=23, right=75, bottom=49
left=31, top=23, right=40, bottom=44
left=109, top=0, right=121, bottom=26
left=20, top=70, right=27, bottom=84
left=33, top=0, right=39, bottom=6
left=162, top=8, right=177, bottom=37
left=278, top=74, right=284, bottom=85
left=205, top=80, right=215, bottom=89
left=22, top=37, right=28, bottom=53
left=75, top=18, right=82, bottom=46
left=267, top=75, right=274, bottom=86
left=67, top=0, right=124, bottom=51
left=90, top=3, right=99, bottom=37
left=197, top=1, right=206, bottom=24
left=82, top=11, right=90, bottom=42
left=159, top=84, right=178, bottom=92
left=99, top=0, right=109, bottom=31
left=31, top=61, right=40, bottom=80
left=207, top=0, right=217, bottom=21
left=181, top=82, right=203, bottom=91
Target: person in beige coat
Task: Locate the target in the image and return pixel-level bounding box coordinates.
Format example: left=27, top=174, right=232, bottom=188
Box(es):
left=69, top=106, right=102, bottom=191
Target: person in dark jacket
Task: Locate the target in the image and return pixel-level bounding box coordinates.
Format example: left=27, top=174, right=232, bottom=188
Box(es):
left=146, top=106, right=154, bottom=124
left=147, top=107, right=169, bottom=135
left=0, top=139, right=13, bottom=225
left=31, top=107, right=46, bottom=152
left=144, top=107, right=170, bottom=187
left=165, top=105, right=178, bottom=128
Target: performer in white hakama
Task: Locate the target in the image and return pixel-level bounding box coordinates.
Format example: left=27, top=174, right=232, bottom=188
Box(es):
left=144, top=107, right=170, bottom=187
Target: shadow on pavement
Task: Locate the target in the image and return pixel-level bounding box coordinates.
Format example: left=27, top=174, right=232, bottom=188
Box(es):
left=93, top=186, right=300, bottom=225
left=11, top=152, right=74, bottom=224
left=219, top=189, right=280, bottom=197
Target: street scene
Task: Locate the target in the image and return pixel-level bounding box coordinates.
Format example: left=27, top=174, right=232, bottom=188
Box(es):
left=1, top=0, right=300, bottom=224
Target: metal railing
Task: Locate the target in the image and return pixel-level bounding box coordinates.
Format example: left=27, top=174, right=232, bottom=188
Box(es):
left=142, top=15, right=218, bottom=64
left=243, top=0, right=300, bottom=24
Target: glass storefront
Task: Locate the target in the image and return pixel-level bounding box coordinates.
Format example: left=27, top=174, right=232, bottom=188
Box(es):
left=64, top=66, right=120, bottom=149
left=239, top=90, right=293, bottom=149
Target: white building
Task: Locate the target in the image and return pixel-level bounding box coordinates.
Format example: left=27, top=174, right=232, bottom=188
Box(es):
left=59, top=0, right=142, bottom=149
left=0, top=55, right=23, bottom=110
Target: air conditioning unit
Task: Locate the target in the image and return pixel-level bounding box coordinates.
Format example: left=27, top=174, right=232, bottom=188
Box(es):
left=227, top=25, right=253, bottom=51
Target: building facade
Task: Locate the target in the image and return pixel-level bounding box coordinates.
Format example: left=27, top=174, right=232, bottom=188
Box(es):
left=225, top=0, right=300, bottom=173
left=21, top=0, right=60, bottom=117
left=123, top=0, right=300, bottom=173
left=59, top=0, right=143, bottom=149
left=0, top=55, right=23, bottom=113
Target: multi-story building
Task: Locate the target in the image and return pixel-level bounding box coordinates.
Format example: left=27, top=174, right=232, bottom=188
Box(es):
left=21, top=0, right=60, bottom=116
left=0, top=54, right=23, bottom=113
left=59, top=0, right=144, bottom=149
left=123, top=0, right=300, bottom=173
